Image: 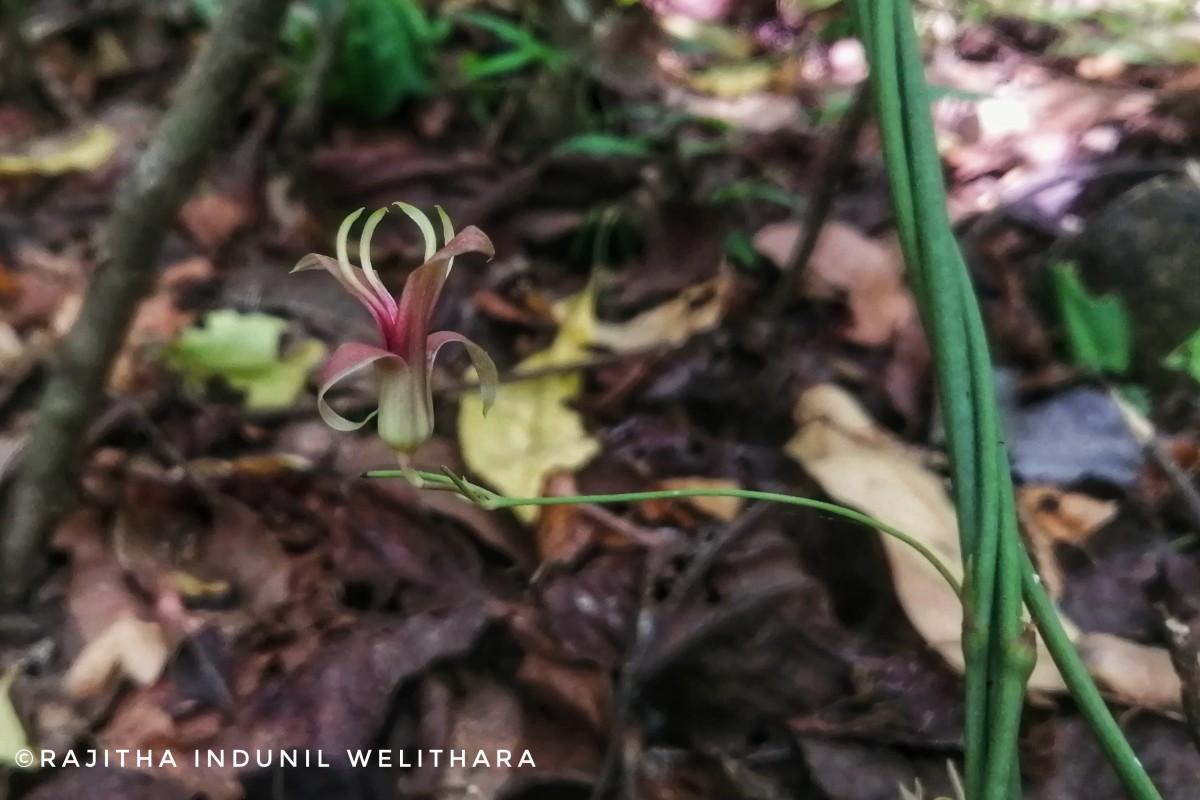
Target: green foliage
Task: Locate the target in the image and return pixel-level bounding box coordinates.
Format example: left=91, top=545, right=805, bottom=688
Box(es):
left=709, top=177, right=795, bottom=208
left=324, top=0, right=450, bottom=118
left=1165, top=328, right=1200, bottom=383
left=456, top=12, right=567, bottom=82
left=723, top=229, right=761, bottom=269
left=555, top=132, right=655, bottom=158
left=191, top=0, right=448, bottom=118
left=165, top=310, right=326, bottom=410
left=1049, top=262, right=1132, bottom=375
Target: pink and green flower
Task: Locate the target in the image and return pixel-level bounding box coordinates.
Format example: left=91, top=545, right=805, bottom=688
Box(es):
left=294, top=203, right=498, bottom=460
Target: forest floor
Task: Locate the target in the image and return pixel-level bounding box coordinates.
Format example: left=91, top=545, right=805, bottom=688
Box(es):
left=3, top=1, right=1200, bottom=799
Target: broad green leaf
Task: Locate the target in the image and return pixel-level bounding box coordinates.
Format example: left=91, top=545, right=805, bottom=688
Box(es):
left=165, top=310, right=326, bottom=411
left=1049, top=262, right=1132, bottom=374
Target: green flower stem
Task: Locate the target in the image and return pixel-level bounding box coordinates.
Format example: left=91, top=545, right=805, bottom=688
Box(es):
left=1020, top=552, right=1163, bottom=800
left=848, top=1, right=1164, bottom=798
left=365, top=469, right=964, bottom=597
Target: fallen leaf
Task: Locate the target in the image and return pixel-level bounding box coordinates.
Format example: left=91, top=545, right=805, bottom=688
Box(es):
left=1019, top=485, right=1117, bottom=598
left=63, top=618, right=171, bottom=700
left=110, top=257, right=215, bottom=394
left=687, top=62, right=777, bottom=96
left=0, top=667, right=31, bottom=768
left=439, top=679, right=525, bottom=800
left=24, top=765, right=199, bottom=800
left=165, top=309, right=326, bottom=410
left=786, top=384, right=1180, bottom=710
left=516, top=651, right=610, bottom=732
left=646, top=476, right=743, bottom=522
left=459, top=287, right=602, bottom=524
left=753, top=221, right=915, bottom=346
left=592, top=270, right=734, bottom=353
left=178, top=192, right=257, bottom=251
left=0, top=123, right=119, bottom=176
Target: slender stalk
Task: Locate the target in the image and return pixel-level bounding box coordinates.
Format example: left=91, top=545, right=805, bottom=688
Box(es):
left=365, top=470, right=964, bottom=597
left=847, top=1, right=1165, bottom=798
left=1021, top=553, right=1163, bottom=799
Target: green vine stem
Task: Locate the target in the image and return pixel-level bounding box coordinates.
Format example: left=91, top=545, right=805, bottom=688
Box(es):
left=365, top=468, right=964, bottom=597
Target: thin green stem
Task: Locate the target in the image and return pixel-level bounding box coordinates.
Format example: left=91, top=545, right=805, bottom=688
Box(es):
left=1021, top=552, right=1163, bottom=800
left=365, top=469, right=964, bottom=597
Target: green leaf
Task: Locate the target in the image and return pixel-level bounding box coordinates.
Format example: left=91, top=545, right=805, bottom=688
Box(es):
left=724, top=230, right=761, bottom=268
left=165, top=310, right=326, bottom=411
left=0, top=667, right=31, bottom=768
left=1164, top=328, right=1200, bottom=383
left=555, top=133, right=653, bottom=157
left=1049, top=262, right=1132, bottom=374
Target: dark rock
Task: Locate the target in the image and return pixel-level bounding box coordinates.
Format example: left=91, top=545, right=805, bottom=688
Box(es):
left=1069, top=177, right=1200, bottom=386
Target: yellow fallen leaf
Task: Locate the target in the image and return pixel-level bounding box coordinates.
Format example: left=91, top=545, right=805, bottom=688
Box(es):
left=592, top=270, right=733, bottom=353
left=459, top=288, right=601, bottom=524
left=786, top=384, right=1179, bottom=711
left=0, top=667, right=31, bottom=768
left=687, top=62, right=777, bottom=97
left=0, top=123, right=119, bottom=177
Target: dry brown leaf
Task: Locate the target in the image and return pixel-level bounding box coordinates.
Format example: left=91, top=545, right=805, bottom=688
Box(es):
left=1018, top=485, right=1118, bottom=599
left=786, top=384, right=1180, bottom=711
left=516, top=652, right=610, bottom=732
left=63, top=618, right=170, bottom=700
left=178, top=192, right=257, bottom=251
left=109, top=257, right=214, bottom=394
left=440, top=679, right=526, bottom=800
left=53, top=508, right=149, bottom=641
left=753, top=221, right=915, bottom=346
left=533, top=473, right=661, bottom=571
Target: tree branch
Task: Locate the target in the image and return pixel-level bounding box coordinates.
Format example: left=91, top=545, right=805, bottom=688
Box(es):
left=1, top=0, right=291, bottom=607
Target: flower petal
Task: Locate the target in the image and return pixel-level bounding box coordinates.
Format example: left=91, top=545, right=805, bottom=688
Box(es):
left=293, top=254, right=392, bottom=333
left=392, top=225, right=496, bottom=359
left=316, top=342, right=403, bottom=432
left=429, top=226, right=495, bottom=268
left=393, top=202, right=438, bottom=263
left=427, top=331, right=499, bottom=415
left=358, top=207, right=398, bottom=318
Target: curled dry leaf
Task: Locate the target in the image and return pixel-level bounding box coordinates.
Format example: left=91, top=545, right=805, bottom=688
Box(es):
left=786, top=384, right=1180, bottom=711
left=1018, top=485, right=1117, bottom=600
left=753, top=221, right=915, bottom=346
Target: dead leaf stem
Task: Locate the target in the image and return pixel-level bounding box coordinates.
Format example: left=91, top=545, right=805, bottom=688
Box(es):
left=1, top=0, right=292, bottom=608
